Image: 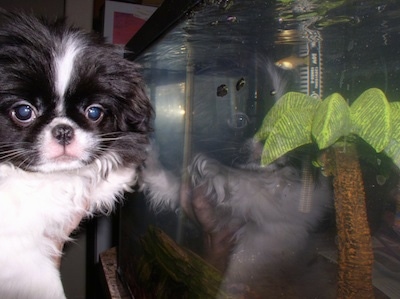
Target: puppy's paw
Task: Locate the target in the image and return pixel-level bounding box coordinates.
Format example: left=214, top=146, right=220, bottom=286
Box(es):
left=190, top=154, right=220, bottom=184
left=189, top=154, right=227, bottom=204
left=142, top=141, right=162, bottom=175
left=140, top=142, right=180, bottom=211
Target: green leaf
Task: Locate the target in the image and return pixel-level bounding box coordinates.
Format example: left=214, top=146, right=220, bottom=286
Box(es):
left=261, top=107, right=314, bottom=165
left=255, top=92, right=320, bottom=142
left=312, top=93, right=350, bottom=149
left=350, top=88, right=391, bottom=152
left=384, top=102, right=400, bottom=169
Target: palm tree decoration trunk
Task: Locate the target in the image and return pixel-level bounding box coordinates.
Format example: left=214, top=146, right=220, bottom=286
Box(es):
left=255, top=88, right=399, bottom=298
left=329, top=143, right=374, bottom=298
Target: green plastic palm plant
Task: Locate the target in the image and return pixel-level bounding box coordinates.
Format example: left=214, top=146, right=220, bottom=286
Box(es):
left=255, top=88, right=400, bottom=298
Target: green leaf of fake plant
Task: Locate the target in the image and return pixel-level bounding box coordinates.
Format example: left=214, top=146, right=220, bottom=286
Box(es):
left=350, top=88, right=391, bottom=152
left=260, top=106, right=315, bottom=165
left=255, top=92, right=320, bottom=142
left=312, top=93, right=350, bottom=149
left=384, top=102, right=400, bottom=169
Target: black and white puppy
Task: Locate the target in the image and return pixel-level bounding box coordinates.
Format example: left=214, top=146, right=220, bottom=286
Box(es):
left=0, top=11, right=152, bottom=299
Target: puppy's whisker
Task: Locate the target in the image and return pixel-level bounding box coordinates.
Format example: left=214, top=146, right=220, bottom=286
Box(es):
left=0, top=149, right=33, bottom=161
left=97, top=134, right=127, bottom=140
left=98, top=132, right=126, bottom=137
left=202, top=147, right=238, bottom=154
left=98, top=137, right=124, bottom=142
left=17, top=156, right=33, bottom=170
left=0, top=146, right=31, bottom=152
left=0, top=149, right=22, bottom=155
left=0, top=143, right=31, bottom=149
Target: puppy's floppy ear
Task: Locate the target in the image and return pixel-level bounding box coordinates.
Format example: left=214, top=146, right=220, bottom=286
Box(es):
left=126, top=65, right=154, bottom=133
left=111, top=60, right=154, bottom=134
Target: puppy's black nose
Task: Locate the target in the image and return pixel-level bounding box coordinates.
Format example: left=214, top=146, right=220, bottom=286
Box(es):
left=52, top=124, right=74, bottom=145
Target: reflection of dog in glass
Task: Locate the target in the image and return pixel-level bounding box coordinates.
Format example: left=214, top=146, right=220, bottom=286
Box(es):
left=142, top=138, right=333, bottom=297
left=142, top=57, right=334, bottom=297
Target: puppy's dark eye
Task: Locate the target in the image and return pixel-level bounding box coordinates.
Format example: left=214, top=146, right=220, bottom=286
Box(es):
left=85, top=105, right=104, bottom=122
left=228, top=112, right=249, bottom=129
left=11, top=104, right=37, bottom=126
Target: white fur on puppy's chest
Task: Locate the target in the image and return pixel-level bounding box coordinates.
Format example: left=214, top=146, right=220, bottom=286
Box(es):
left=0, top=163, right=136, bottom=299
left=0, top=163, right=136, bottom=237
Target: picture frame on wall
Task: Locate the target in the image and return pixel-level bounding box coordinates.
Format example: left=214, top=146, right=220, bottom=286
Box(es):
left=103, top=0, right=157, bottom=45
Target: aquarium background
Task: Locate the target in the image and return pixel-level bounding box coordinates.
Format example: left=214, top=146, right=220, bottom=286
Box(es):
left=119, top=1, right=400, bottom=298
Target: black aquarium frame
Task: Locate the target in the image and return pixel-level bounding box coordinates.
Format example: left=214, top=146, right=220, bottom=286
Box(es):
left=124, top=0, right=201, bottom=60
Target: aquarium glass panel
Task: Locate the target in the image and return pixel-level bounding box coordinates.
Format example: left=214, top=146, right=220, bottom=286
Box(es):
left=119, top=1, right=400, bottom=298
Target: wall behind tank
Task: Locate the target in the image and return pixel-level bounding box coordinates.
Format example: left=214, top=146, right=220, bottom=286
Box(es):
left=0, top=0, right=65, bottom=17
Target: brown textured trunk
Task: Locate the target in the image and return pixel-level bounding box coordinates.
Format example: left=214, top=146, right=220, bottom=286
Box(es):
left=329, top=143, right=374, bottom=298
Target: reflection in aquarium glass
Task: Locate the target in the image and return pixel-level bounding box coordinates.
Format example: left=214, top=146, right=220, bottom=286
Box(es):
left=119, top=1, right=400, bottom=298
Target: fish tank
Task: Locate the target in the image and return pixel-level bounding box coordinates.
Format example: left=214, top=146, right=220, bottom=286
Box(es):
left=119, top=0, right=400, bottom=298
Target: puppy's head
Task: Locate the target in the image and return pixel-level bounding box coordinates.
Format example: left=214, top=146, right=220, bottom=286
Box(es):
left=0, top=11, right=152, bottom=173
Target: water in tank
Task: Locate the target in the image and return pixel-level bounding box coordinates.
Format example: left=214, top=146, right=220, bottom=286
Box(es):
left=119, top=1, right=400, bottom=298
